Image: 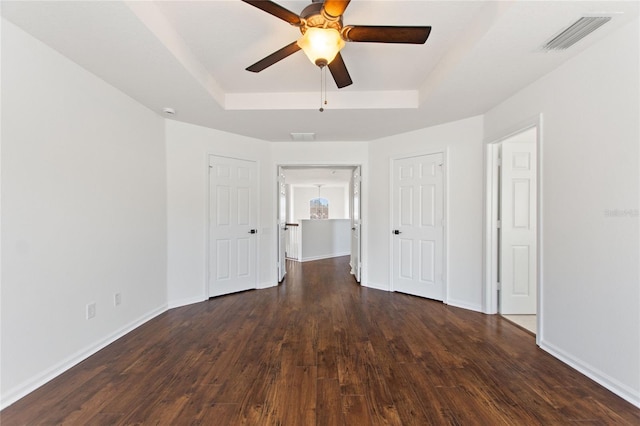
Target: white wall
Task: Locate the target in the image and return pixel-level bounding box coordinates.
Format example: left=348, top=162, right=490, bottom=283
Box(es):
left=367, top=116, right=485, bottom=311
left=165, top=120, right=273, bottom=307
left=1, top=20, right=167, bottom=407
left=291, top=185, right=348, bottom=220
left=484, top=18, right=640, bottom=405
left=300, top=219, right=351, bottom=261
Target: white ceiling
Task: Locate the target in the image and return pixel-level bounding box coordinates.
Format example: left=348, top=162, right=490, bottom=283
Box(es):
left=2, top=1, right=638, bottom=142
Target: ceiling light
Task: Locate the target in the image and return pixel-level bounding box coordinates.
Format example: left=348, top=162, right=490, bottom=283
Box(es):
left=297, top=27, right=345, bottom=67
left=162, top=107, right=176, bottom=115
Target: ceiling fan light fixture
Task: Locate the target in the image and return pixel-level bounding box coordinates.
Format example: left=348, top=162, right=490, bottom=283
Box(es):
left=297, top=27, right=345, bottom=67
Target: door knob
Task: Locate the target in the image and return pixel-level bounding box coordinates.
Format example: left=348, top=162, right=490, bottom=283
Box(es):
left=249, top=229, right=257, bottom=234
left=393, top=230, right=401, bottom=235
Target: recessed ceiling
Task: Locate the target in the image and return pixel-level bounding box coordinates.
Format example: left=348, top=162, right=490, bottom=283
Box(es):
left=2, top=1, right=638, bottom=141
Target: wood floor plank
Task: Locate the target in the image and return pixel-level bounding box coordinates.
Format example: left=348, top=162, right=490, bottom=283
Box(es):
left=2, top=256, right=639, bottom=425
left=342, top=395, right=373, bottom=426
left=317, top=378, right=344, bottom=426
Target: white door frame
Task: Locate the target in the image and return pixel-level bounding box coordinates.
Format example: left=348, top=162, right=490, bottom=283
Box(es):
left=277, top=166, right=287, bottom=282
left=206, top=154, right=261, bottom=299
left=350, top=166, right=362, bottom=282
left=389, top=149, right=448, bottom=302
left=275, top=163, right=365, bottom=285
left=483, top=115, right=544, bottom=344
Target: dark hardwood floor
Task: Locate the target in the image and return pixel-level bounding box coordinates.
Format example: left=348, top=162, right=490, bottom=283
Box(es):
left=2, top=256, right=639, bottom=425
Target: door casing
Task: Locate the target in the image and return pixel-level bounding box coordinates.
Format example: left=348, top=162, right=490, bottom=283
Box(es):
left=484, top=115, right=543, bottom=344
left=275, top=163, right=365, bottom=285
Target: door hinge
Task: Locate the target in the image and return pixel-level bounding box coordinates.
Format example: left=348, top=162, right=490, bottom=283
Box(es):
left=497, top=157, right=502, bottom=167
left=497, top=282, right=502, bottom=290
left=496, top=220, right=501, bottom=229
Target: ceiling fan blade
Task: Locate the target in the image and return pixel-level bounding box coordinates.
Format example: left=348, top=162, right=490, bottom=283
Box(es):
left=246, top=41, right=301, bottom=72
left=241, top=0, right=301, bottom=26
left=322, top=0, right=351, bottom=19
left=343, top=25, right=432, bottom=44
left=328, top=53, right=352, bottom=88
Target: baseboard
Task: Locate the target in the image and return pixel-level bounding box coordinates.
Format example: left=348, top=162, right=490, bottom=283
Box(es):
left=0, top=304, right=168, bottom=410
left=168, top=295, right=206, bottom=309
left=446, top=298, right=483, bottom=313
left=540, top=339, right=640, bottom=408
left=362, top=281, right=390, bottom=292
left=301, top=252, right=351, bottom=262
left=257, top=281, right=277, bottom=289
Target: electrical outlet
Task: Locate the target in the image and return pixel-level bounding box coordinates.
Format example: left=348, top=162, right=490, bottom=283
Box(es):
left=114, top=293, right=122, bottom=306
left=86, top=302, right=96, bottom=319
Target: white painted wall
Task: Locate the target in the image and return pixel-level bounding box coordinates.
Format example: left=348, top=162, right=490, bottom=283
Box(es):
left=291, top=185, right=348, bottom=220
left=271, top=141, right=369, bottom=166
left=1, top=20, right=167, bottom=407
left=300, top=219, right=351, bottom=261
left=165, top=120, right=274, bottom=307
left=367, top=116, right=485, bottom=311
left=484, top=18, right=640, bottom=406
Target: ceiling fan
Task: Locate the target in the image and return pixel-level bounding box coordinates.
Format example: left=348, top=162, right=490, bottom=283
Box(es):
left=242, top=0, right=432, bottom=89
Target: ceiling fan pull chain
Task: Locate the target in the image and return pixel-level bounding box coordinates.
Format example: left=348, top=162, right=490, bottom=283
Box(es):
left=323, top=66, right=328, bottom=108
left=319, top=65, right=325, bottom=112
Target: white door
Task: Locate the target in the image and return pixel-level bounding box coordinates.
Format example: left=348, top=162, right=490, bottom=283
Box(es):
left=208, top=156, right=258, bottom=297
left=500, top=141, right=537, bottom=314
left=392, top=153, right=444, bottom=300
left=277, top=167, right=287, bottom=282
left=350, top=166, right=362, bottom=282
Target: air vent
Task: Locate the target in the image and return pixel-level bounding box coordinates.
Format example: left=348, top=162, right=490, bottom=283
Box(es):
left=542, top=16, right=611, bottom=50
left=290, top=132, right=316, bottom=142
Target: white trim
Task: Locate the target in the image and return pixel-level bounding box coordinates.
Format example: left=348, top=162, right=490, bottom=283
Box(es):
left=483, top=142, right=500, bottom=314
left=483, top=114, right=544, bottom=347
left=362, top=281, right=391, bottom=292
left=168, top=296, right=206, bottom=309
left=446, top=299, right=483, bottom=313
left=389, top=149, right=448, bottom=301
left=301, top=252, right=351, bottom=262
left=442, top=148, right=450, bottom=304
left=540, top=339, right=640, bottom=408
left=388, top=156, right=394, bottom=291
left=0, top=304, right=168, bottom=410
left=257, top=280, right=278, bottom=289
left=204, top=153, right=212, bottom=299
left=275, top=162, right=365, bottom=287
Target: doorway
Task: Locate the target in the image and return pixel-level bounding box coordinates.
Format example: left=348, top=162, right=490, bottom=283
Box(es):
left=277, top=165, right=362, bottom=283
left=486, top=126, right=540, bottom=336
